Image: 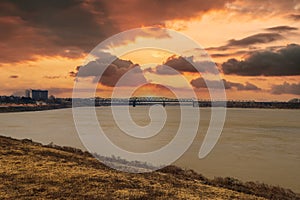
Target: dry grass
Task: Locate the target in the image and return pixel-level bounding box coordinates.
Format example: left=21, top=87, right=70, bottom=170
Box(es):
left=0, top=135, right=298, bottom=200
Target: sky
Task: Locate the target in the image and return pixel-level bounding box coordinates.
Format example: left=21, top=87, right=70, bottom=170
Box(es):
left=0, top=0, right=300, bottom=101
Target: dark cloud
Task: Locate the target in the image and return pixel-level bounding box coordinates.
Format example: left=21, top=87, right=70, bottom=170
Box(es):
left=264, top=45, right=287, bottom=52
left=154, top=65, right=180, bottom=75
left=190, top=77, right=261, bottom=91
left=225, top=0, right=299, bottom=16
left=0, top=0, right=117, bottom=50
left=0, top=1, right=114, bottom=63
left=150, top=55, right=218, bottom=74
left=96, top=64, right=147, bottom=87
left=232, top=82, right=261, bottom=91
left=9, top=75, right=18, bottom=78
left=0, top=16, right=64, bottom=63
left=265, top=25, right=298, bottom=32
left=222, top=44, right=300, bottom=76
left=104, top=0, right=235, bottom=29
left=190, top=78, right=228, bottom=89
left=163, top=56, right=197, bottom=73
left=0, top=0, right=234, bottom=64
left=0, top=1, right=168, bottom=63
left=210, top=53, right=232, bottom=58
left=289, top=14, right=300, bottom=21
left=207, top=33, right=284, bottom=51
left=210, top=50, right=250, bottom=58
left=71, top=52, right=147, bottom=87
left=271, top=82, right=300, bottom=95
left=69, top=71, right=77, bottom=78
left=227, top=33, right=284, bottom=47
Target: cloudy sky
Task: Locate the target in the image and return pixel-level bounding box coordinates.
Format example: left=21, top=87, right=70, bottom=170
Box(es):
left=0, top=0, right=300, bottom=100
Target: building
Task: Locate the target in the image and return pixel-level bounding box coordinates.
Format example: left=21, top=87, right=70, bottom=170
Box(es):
left=25, top=89, right=48, bottom=101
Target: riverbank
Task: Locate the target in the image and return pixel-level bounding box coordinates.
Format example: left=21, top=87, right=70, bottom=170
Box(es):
left=0, top=104, right=71, bottom=113
left=1, top=99, right=300, bottom=113
left=0, top=135, right=298, bottom=199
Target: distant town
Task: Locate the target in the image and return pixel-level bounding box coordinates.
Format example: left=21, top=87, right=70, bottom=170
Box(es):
left=0, top=89, right=300, bottom=112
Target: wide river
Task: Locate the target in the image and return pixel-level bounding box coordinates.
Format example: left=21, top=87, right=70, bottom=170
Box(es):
left=0, top=107, right=299, bottom=192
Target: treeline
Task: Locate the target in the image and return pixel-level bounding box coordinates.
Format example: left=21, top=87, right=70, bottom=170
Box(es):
left=194, top=101, right=300, bottom=109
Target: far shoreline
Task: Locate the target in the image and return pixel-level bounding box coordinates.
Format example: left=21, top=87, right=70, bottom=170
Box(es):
left=1, top=102, right=300, bottom=113
left=0, top=104, right=71, bottom=113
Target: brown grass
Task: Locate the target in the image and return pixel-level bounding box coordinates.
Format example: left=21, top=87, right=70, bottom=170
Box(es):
left=0, top=135, right=298, bottom=200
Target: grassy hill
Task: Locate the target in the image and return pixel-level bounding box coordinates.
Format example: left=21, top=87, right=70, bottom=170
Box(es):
left=0, top=135, right=298, bottom=200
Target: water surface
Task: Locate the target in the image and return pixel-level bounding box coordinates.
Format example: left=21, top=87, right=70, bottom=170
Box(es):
left=0, top=107, right=299, bottom=192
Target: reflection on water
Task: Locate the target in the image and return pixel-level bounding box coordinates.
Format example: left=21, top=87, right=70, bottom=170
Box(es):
left=0, top=107, right=299, bottom=192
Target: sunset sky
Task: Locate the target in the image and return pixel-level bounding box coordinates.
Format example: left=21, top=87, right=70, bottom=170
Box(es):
left=0, top=0, right=300, bottom=101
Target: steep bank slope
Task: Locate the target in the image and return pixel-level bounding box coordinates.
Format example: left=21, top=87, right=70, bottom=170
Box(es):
left=0, top=136, right=298, bottom=199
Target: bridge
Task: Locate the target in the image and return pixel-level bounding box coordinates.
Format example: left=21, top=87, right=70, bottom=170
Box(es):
left=72, top=98, right=300, bottom=109
left=110, top=99, right=194, bottom=107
